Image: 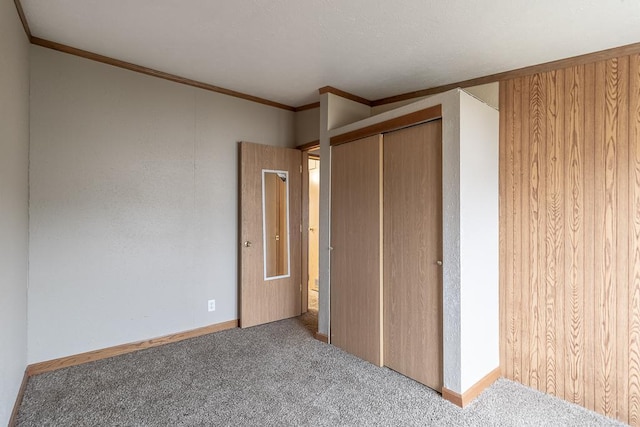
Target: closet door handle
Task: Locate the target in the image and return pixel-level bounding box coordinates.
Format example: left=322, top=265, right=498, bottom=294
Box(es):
left=436, top=260, right=443, bottom=266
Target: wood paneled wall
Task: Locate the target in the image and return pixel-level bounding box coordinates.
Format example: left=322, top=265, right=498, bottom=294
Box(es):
left=500, top=54, right=640, bottom=425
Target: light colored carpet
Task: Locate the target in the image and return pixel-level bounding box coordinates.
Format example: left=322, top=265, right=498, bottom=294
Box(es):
left=17, top=317, right=622, bottom=426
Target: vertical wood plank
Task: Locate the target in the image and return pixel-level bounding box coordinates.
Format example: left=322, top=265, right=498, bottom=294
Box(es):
left=616, top=55, right=630, bottom=425
left=512, top=77, right=523, bottom=382
left=604, top=58, right=619, bottom=419
left=534, top=72, right=548, bottom=393
left=594, top=57, right=618, bottom=418
left=594, top=58, right=608, bottom=417
left=521, top=74, right=532, bottom=385
left=583, top=61, right=597, bottom=413
left=629, top=53, right=640, bottom=427
left=499, top=80, right=508, bottom=375
left=528, top=72, right=542, bottom=390
left=564, top=64, right=585, bottom=406
left=545, top=69, right=564, bottom=397
left=555, top=69, right=566, bottom=399
left=505, top=78, right=515, bottom=380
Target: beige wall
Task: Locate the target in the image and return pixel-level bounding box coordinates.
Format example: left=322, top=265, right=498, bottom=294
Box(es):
left=28, top=46, right=295, bottom=363
left=327, top=94, right=371, bottom=130
left=295, top=107, right=320, bottom=145
left=464, top=82, right=499, bottom=110
left=0, top=3, right=30, bottom=424
left=370, top=96, right=431, bottom=115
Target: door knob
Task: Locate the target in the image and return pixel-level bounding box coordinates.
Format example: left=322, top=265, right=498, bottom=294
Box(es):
left=243, top=241, right=252, bottom=248
left=436, top=260, right=443, bottom=266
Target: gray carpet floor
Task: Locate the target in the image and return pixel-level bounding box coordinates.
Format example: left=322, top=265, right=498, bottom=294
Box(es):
left=17, top=316, right=623, bottom=426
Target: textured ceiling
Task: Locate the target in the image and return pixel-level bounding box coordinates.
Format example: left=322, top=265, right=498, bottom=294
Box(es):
left=20, top=0, right=640, bottom=107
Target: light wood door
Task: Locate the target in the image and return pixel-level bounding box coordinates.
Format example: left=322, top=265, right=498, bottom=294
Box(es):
left=239, top=142, right=302, bottom=328
left=330, top=135, right=383, bottom=366
left=383, top=120, right=443, bottom=390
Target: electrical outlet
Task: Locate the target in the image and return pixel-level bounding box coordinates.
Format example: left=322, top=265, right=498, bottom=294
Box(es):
left=207, top=299, right=215, bottom=312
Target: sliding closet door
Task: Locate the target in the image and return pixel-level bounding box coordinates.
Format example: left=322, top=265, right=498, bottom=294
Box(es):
left=383, top=120, right=443, bottom=390
left=330, top=135, right=383, bottom=366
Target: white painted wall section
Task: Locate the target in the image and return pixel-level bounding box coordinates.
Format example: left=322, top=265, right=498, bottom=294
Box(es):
left=28, top=46, right=295, bottom=364
left=459, top=91, right=500, bottom=392
left=440, top=93, right=463, bottom=394
left=317, top=93, right=330, bottom=337
left=463, top=83, right=499, bottom=111
left=0, top=3, right=30, bottom=424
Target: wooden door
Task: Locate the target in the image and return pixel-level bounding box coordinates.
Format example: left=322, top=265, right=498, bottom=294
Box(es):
left=330, top=135, right=383, bottom=366
left=383, top=120, right=443, bottom=390
left=239, top=142, right=302, bottom=328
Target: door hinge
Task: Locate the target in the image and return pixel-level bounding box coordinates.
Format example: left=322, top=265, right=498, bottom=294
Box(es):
left=300, top=283, right=302, bottom=293
left=300, top=165, right=303, bottom=173
left=300, top=223, right=303, bottom=233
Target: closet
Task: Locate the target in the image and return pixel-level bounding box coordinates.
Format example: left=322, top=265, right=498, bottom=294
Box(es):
left=327, top=89, right=499, bottom=403
left=330, top=118, right=443, bottom=390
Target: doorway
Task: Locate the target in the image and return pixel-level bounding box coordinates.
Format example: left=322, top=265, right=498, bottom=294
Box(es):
left=307, top=153, right=320, bottom=312
left=298, top=147, right=320, bottom=336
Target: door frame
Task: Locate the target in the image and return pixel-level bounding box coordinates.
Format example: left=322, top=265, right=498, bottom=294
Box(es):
left=299, top=141, right=320, bottom=315
left=301, top=150, right=309, bottom=314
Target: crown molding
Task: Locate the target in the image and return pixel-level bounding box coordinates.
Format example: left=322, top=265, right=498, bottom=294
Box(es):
left=318, top=86, right=371, bottom=106
left=16, top=1, right=297, bottom=111
left=14, top=0, right=31, bottom=41
left=31, top=37, right=296, bottom=111
left=294, top=102, right=320, bottom=112
left=371, top=41, right=640, bottom=107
